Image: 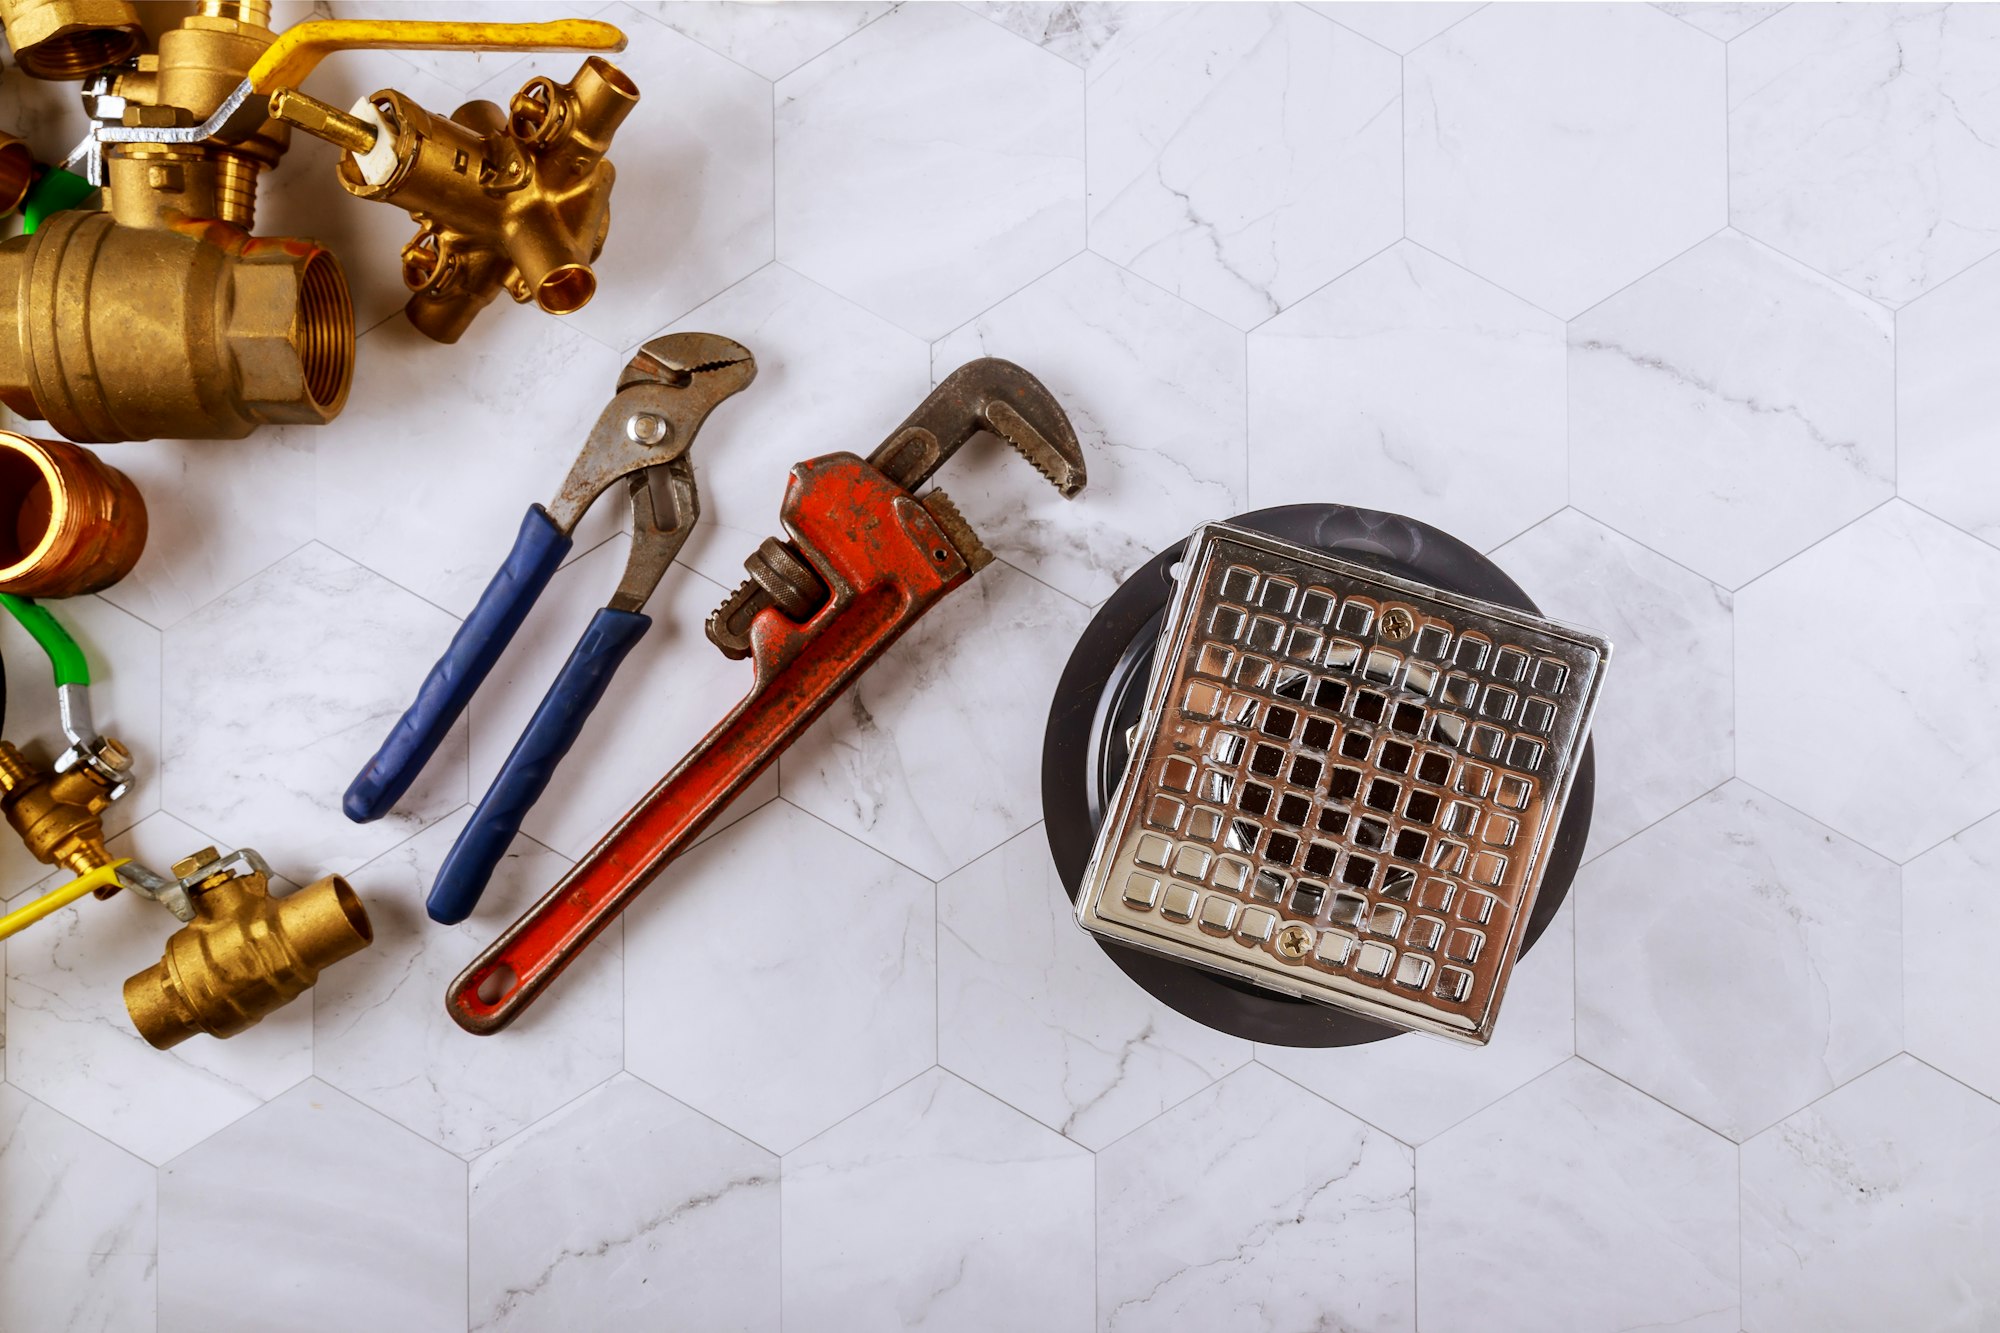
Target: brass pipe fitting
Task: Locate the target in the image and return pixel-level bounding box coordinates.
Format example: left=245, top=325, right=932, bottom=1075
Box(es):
left=0, top=210, right=354, bottom=442
left=0, top=0, right=140, bottom=80
left=124, top=848, right=372, bottom=1049
left=278, top=55, right=636, bottom=343
left=0, top=736, right=129, bottom=879
left=0, top=431, right=147, bottom=595
left=0, top=133, right=33, bottom=218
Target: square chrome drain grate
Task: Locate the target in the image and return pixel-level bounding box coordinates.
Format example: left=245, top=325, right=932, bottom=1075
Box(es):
left=1074, top=523, right=1610, bottom=1044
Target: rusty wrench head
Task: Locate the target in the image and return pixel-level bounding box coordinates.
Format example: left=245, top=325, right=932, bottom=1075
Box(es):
left=703, top=358, right=1086, bottom=656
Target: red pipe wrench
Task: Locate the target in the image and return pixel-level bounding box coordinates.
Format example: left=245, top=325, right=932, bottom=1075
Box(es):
left=447, top=359, right=1087, bottom=1033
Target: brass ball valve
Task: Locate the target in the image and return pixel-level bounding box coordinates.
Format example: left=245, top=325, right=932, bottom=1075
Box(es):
left=0, top=9, right=631, bottom=443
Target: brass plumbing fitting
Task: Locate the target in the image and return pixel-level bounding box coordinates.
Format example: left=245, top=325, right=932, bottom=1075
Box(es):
left=0, top=734, right=130, bottom=885
left=0, top=0, right=352, bottom=442
left=0, top=430, right=148, bottom=595
left=124, top=846, right=372, bottom=1049
left=271, top=54, right=636, bottom=343
left=0, top=10, right=626, bottom=442
left=0, top=0, right=139, bottom=80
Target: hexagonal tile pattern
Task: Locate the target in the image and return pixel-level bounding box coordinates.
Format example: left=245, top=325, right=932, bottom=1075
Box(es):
left=1406, top=3, right=1726, bottom=318
left=6, top=813, right=312, bottom=1165
left=95, top=427, right=314, bottom=631
left=1739, top=501, right=2000, bottom=862
left=159, top=1078, right=465, bottom=1333
left=933, top=252, right=1246, bottom=605
left=1418, top=1060, right=1738, bottom=1333
left=1578, top=782, right=1901, bottom=1141
left=1494, top=509, right=1733, bottom=854
left=536, top=6, right=775, bottom=351
left=313, top=813, right=621, bottom=1158
left=1904, top=811, right=2000, bottom=1100
left=1259, top=904, right=1575, bottom=1146
left=661, top=263, right=930, bottom=595
left=315, top=313, right=625, bottom=619
left=968, top=1, right=1151, bottom=67
left=1657, top=2, right=1785, bottom=41
left=783, top=1068, right=1094, bottom=1333
left=624, top=800, right=932, bottom=1153
left=938, top=827, right=1249, bottom=1149
left=1899, top=250, right=2000, bottom=549
left=1743, top=1056, right=2000, bottom=1331
left=1098, top=1063, right=1414, bottom=1332
left=466, top=544, right=775, bottom=860
left=470, top=1074, right=778, bottom=1333
left=781, top=559, right=1088, bottom=880
left=162, top=543, right=466, bottom=884
left=1248, top=241, right=1566, bottom=552
left=1309, top=1, right=1484, bottom=53
left=0, top=1084, right=155, bottom=1333
left=638, top=0, right=894, bottom=78
left=775, top=2, right=1084, bottom=338
left=1571, top=230, right=1895, bottom=588
left=1086, top=3, right=1401, bottom=329
left=1731, top=3, right=2000, bottom=306
left=0, top=594, right=159, bottom=894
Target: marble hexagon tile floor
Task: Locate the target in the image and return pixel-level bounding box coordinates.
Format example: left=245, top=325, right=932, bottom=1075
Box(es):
left=4, top=1, right=2000, bottom=1329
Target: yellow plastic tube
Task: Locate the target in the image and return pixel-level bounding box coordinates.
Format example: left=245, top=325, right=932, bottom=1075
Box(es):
left=0, top=859, right=129, bottom=941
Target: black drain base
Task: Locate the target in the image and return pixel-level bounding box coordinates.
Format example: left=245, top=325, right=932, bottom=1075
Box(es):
left=1040, top=504, right=1593, bottom=1048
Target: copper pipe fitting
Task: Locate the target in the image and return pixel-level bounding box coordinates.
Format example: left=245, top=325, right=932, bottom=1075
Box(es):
left=0, top=0, right=140, bottom=79
left=124, top=849, right=372, bottom=1049
left=0, top=431, right=147, bottom=596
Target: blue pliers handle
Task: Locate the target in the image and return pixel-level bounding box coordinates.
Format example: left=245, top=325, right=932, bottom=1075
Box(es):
left=341, top=333, right=757, bottom=926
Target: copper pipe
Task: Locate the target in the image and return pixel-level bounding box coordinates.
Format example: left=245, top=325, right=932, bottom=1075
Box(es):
left=0, top=431, right=147, bottom=596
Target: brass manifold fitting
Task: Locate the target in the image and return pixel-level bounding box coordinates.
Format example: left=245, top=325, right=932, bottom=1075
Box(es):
left=124, top=846, right=372, bottom=1049
left=273, top=54, right=636, bottom=343
left=0, top=735, right=128, bottom=885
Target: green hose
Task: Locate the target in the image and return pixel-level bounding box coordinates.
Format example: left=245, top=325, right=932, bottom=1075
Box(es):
left=0, top=594, right=90, bottom=686
left=21, top=167, right=96, bottom=234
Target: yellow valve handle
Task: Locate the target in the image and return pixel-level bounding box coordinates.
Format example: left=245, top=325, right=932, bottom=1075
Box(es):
left=248, top=18, right=628, bottom=94
left=0, top=860, right=130, bottom=942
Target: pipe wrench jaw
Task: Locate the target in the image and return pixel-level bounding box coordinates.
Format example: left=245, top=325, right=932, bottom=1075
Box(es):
left=703, top=357, right=1086, bottom=658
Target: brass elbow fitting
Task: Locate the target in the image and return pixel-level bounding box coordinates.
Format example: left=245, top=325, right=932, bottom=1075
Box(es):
left=0, top=211, right=354, bottom=442
left=123, top=847, right=372, bottom=1049
left=0, top=431, right=147, bottom=595
left=0, top=0, right=140, bottom=80
left=0, top=736, right=128, bottom=879
left=278, top=55, right=636, bottom=343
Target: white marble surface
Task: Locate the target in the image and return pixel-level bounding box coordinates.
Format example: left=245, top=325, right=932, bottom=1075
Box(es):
left=624, top=799, right=935, bottom=1153
left=1738, top=501, right=2000, bottom=863
left=1248, top=240, right=1567, bottom=553
left=1577, top=782, right=1901, bottom=1142
left=4, top=4, right=2000, bottom=1330
left=1730, top=3, right=2000, bottom=307
left=469, top=1073, right=779, bottom=1333
left=1742, top=1056, right=2000, bottom=1333
left=1570, top=229, right=1895, bottom=589
left=783, top=1068, right=1095, bottom=1332
left=1098, top=1062, right=1415, bottom=1332
left=1418, top=1060, right=1739, bottom=1333
left=1086, top=3, right=1401, bottom=329
left=157, top=1079, right=466, bottom=1333
left=1404, top=3, right=1725, bottom=318
left=938, top=827, right=1250, bottom=1149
